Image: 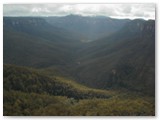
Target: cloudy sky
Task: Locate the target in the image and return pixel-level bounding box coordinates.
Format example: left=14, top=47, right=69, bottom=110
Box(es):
left=3, top=4, right=155, bottom=20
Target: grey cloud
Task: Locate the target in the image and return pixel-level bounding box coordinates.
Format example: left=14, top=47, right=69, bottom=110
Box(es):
left=119, top=5, right=132, bottom=14
left=3, top=4, right=155, bottom=19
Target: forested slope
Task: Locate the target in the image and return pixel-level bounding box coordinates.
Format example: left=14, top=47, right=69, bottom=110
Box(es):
left=4, top=64, right=154, bottom=116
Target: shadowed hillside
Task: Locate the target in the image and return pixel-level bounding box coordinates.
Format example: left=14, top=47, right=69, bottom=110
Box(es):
left=73, top=20, right=155, bottom=96
left=3, top=17, right=82, bottom=69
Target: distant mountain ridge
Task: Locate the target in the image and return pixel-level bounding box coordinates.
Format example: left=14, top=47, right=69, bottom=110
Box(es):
left=44, top=15, right=130, bottom=41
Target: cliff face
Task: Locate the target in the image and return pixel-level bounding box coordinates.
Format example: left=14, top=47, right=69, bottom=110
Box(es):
left=3, top=17, right=47, bottom=27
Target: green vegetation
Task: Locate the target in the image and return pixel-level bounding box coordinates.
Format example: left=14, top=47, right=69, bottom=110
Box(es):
left=4, top=64, right=111, bottom=99
left=4, top=90, right=154, bottom=116
left=3, top=64, right=155, bottom=116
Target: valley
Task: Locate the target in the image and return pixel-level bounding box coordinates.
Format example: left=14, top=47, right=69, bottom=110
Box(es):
left=3, top=15, right=155, bottom=116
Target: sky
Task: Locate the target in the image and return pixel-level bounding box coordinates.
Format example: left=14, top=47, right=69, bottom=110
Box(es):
left=3, top=4, right=155, bottom=20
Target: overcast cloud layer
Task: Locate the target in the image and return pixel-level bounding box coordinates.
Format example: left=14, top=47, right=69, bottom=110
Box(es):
left=3, top=4, right=155, bottom=20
